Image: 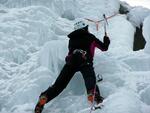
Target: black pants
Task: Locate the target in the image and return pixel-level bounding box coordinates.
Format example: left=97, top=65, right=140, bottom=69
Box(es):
left=40, top=64, right=100, bottom=103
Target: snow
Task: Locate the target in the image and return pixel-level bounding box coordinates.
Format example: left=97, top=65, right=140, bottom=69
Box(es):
left=120, top=0, right=150, bottom=9
left=0, top=0, right=150, bottom=113
left=39, top=40, right=68, bottom=75
left=143, top=15, right=150, bottom=54
left=127, top=6, right=150, bottom=28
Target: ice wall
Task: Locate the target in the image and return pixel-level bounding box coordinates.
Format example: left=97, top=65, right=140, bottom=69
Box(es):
left=1, top=0, right=78, bottom=20
left=127, top=6, right=150, bottom=28
left=0, top=0, right=150, bottom=113
left=143, top=15, right=150, bottom=54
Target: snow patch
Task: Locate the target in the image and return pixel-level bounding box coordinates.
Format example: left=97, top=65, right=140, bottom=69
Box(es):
left=140, top=85, right=150, bottom=105
left=143, top=15, right=150, bottom=54
left=127, top=6, right=150, bottom=28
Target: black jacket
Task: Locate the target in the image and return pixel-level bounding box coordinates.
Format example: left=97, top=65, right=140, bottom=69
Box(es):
left=67, top=29, right=110, bottom=63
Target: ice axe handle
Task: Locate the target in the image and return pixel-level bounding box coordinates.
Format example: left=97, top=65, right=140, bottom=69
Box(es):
left=103, top=14, right=108, bottom=25
left=105, top=32, right=107, bottom=37
left=103, top=14, right=108, bottom=37
left=103, top=14, right=106, bottom=19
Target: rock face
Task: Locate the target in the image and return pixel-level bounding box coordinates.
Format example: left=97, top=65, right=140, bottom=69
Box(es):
left=133, top=26, right=146, bottom=51
left=119, top=2, right=148, bottom=51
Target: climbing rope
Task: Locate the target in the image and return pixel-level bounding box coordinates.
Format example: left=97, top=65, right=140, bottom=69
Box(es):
left=85, top=13, right=118, bottom=31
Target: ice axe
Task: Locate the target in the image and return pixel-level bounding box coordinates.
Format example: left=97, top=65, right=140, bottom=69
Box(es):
left=103, top=14, right=108, bottom=37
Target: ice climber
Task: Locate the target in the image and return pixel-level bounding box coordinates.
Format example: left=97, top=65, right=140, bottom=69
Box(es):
left=34, top=20, right=110, bottom=113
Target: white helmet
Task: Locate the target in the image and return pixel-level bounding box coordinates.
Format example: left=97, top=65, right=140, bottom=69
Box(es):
left=74, top=20, right=88, bottom=30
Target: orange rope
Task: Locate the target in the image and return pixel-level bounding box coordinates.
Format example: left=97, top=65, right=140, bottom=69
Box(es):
left=85, top=13, right=118, bottom=31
